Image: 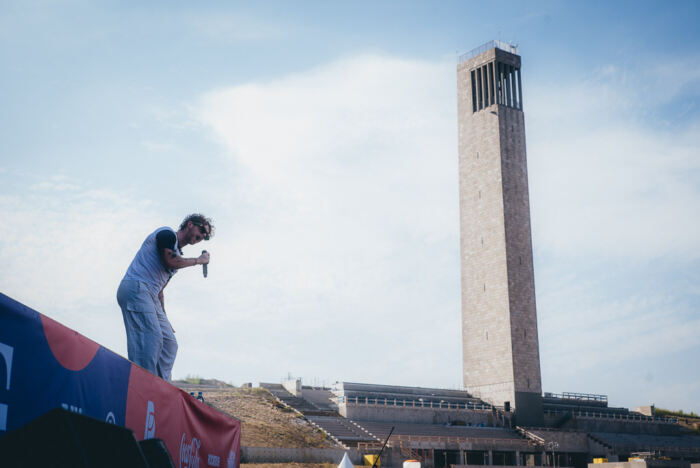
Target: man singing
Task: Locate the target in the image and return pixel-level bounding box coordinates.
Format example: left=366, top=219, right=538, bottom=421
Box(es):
left=117, top=213, right=213, bottom=380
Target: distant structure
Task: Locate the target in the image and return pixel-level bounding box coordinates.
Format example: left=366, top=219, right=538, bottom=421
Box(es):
left=456, top=40, right=543, bottom=425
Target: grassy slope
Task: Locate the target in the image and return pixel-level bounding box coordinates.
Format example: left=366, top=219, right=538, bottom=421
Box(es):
left=173, top=382, right=337, bottom=449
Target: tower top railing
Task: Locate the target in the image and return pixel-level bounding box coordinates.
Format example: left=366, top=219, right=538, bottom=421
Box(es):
left=544, top=391, right=608, bottom=403
left=458, top=40, right=519, bottom=64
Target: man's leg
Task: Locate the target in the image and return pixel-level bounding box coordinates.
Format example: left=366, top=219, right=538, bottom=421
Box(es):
left=118, top=280, right=163, bottom=375
left=121, top=308, right=163, bottom=374
left=155, top=304, right=178, bottom=381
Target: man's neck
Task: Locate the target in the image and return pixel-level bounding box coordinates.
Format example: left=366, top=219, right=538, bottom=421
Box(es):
left=176, top=229, right=187, bottom=247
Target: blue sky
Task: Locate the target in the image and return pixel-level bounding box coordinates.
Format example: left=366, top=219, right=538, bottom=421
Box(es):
left=1, top=1, right=698, bottom=413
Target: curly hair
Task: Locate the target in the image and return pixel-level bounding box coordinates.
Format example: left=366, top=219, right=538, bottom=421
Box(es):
left=180, top=213, right=215, bottom=240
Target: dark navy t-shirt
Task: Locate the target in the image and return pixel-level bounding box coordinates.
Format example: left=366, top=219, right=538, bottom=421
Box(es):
left=155, top=229, right=177, bottom=255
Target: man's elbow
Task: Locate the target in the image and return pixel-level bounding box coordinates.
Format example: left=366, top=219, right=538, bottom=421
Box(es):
left=160, top=255, right=179, bottom=270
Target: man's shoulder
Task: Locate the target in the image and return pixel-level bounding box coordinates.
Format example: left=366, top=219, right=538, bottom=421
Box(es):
left=153, top=226, right=175, bottom=235
left=155, top=227, right=177, bottom=253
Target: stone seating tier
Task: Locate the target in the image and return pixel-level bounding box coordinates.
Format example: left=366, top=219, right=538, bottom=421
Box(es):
left=592, top=432, right=700, bottom=452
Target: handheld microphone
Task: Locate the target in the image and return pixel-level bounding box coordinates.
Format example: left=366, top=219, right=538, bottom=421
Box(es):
left=202, top=250, right=208, bottom=278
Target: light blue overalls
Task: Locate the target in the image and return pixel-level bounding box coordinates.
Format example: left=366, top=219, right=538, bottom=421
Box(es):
left=117, top=227, right=179, bottom=380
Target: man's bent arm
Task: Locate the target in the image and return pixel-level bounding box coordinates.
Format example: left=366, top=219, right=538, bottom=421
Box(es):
left=161, top=248, right=209, bottom=270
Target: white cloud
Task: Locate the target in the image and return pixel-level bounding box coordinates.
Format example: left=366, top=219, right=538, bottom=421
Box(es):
left=525, top=57, right=700, bottom=413
left=195, top=54, right=460, bottom=304
left=187, top=54, right=462, bottom=385
left=540, top=291, right=700, bottom=371
left=527, top=60, right=700, bottom=260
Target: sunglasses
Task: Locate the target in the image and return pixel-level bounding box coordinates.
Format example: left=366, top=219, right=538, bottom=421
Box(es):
left=191, top=221, right=211, bottom=241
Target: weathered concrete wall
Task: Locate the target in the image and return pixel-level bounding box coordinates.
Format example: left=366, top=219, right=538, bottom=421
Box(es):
left=340, top=403, right=492, bottom=425
left=634, top=406, right=655, bottom=417
left=283, top=378, right=302, bottom=396
left=241, top=446, right=360, bottom=464
left=530, top=430, right=591, bottom=452
left=549, top=414, right=684, bottom=435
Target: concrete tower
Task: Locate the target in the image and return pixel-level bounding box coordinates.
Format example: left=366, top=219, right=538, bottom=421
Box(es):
left=457, top=41, right=543, bottom=425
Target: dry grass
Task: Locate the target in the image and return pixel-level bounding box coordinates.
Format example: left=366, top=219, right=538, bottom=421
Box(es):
left=173, top=383, right=337, bottom=449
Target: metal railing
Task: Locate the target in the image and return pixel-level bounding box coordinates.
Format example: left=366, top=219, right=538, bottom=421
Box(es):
left=336, top=396, right=492, bottom=411
left=544, top=409, right=678, bottom=424
left=544, top=392, right=608, bottom=402
left=459, top=40, right=518, bottom=63
left=390, top=434, right=532, bottom=447
left=611, top=444, right=700, bottom=455
left=515, top=426, right=546, bottom=446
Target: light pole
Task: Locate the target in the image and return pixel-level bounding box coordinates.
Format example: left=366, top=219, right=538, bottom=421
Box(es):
left=546, top=442, right=559, bottom=468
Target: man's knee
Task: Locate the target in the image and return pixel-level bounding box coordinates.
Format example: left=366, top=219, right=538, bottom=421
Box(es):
left=125, top=314, right=163, bottom=369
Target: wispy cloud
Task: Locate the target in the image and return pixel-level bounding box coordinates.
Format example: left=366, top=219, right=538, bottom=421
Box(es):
left=190, top=54, right=463, bottom=385
left=187, top=10, right=292, bottom=43
left=141, top=140, right=177, bottom=152
left=529, top=57, right=700, bottom=412
left=540, top=292, right=700, bottom=370
left=527, top=59, right=700, bottom=260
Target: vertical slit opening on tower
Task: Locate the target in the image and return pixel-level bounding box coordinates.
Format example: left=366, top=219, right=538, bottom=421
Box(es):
left=490, top=62, right=496, bottom=106
left=487, top=62, right=494, bottom=107
left=471, top=70, right=477, bottom=113
left=496, top=62, right=502, bottom=105
left=512, top=68, right=518, bottom=109
left=477, top=67, right=483, bottom=110
left=501, top=64, right=506, bottom=107
left=483, top=65, right=489, bottom=107
left=482, top=65, right=487, bottom=109
left=510, top=65, right=516, bottom=108
left=505, top=65, right=512, bottom=107
left=503, top=64, right=509, bottom=106
left=517, top=67, right=523, bottom=110
left=502, top=62, right=507, bottom=105
left=487, top=63, right=492, bottom=106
